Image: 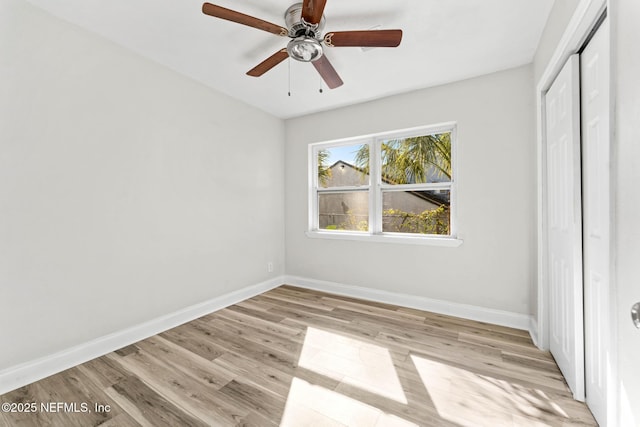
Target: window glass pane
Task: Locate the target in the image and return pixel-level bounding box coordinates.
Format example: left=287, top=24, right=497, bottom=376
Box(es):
left=318, top=191, right=369, bottom=231
left=382, top=190, right=450, bottom=235
left=318, top=144, right=369, bottom=188
left=381, top=132, right=451, bottom=184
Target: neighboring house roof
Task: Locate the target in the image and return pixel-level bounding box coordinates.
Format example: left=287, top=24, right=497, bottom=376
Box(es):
left=326, top=160, right=450, bottom=207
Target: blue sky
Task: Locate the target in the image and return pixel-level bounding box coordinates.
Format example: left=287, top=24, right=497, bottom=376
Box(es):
left=326, top=144, right=365, bottom=166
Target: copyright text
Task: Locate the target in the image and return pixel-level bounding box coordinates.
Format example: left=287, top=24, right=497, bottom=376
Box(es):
left=1, top=402, right=111, bottom=414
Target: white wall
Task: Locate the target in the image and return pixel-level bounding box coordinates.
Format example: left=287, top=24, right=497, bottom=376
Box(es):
left=612, top=0, right=640, bottom=423
left=533, top=0, right=582, bottom=82
left=0, top=0, right=285, bottom=371
left=285, top=66, right=535, bottom=315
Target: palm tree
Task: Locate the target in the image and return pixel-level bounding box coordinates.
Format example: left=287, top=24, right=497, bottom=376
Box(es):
left=317, top=149, right=332, bottom=186
left=354, top=133, right=451, bottom=184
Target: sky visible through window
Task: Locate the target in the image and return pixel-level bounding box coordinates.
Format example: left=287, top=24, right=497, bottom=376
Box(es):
left=326, top=145, right=362, bottom=166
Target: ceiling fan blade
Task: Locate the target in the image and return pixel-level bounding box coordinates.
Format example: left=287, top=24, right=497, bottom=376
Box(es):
left=301, top=0, right=327, bottom=25
left=312, top=55, right=343, bottom=89
left=202, top=3, right=288, bottom=37
left=247, top=49, right=289, bottom=77
left=324, top=30, right=403, bottom=47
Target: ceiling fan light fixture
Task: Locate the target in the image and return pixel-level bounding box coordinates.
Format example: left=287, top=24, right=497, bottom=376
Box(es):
left=287, top=36, right=323, bottom=62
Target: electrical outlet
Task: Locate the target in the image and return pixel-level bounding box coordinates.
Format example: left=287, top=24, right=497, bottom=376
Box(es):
left=267, top=262, right=274, bottom=273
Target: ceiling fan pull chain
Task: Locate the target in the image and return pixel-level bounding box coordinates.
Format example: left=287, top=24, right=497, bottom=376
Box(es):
left=288, top=57, right=291, bottom=97
left=319, top=75, right=323, bottom=93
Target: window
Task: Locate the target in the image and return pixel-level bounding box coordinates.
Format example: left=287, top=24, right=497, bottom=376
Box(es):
left=309, top=123, right=458, bottom=244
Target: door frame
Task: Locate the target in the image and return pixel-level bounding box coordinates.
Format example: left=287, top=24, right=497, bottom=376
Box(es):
left=535, top=0, right=616, bottom=420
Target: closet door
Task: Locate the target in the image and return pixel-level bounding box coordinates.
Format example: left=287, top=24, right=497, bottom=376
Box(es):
left=545, top=54, right=585, bottom=400
left=581, top=18, right=610, bottom=425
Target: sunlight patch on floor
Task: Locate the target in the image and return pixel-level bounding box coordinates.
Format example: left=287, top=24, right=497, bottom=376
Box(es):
left=280, top=377, right=418, bottom=427
left=410, top=355, right=570, bottom=425
left=298, top=327, right=407, bottom=404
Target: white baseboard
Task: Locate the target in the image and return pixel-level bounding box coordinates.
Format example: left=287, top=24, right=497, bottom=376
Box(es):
left=285, top=275, right=533, bottom=332
left=529, top=316, right=540, bottom=348
left=0, top=276, right=284, bottom=395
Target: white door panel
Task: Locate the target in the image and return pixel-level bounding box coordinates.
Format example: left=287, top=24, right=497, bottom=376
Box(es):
left=545, top=54, right=585, bottom=401
left=614, top=2, right=640, bottom=425
left=581, top=19, right=610, bottom=426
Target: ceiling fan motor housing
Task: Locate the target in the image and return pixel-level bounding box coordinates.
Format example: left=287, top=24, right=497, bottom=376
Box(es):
left=285, top=3, right=326, bottom=62
left=289, top=22, right=319, bottom=39
left=285, top=3, right=325, bottom=35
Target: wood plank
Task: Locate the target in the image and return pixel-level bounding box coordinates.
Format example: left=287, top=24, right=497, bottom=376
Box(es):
left=159, top=323, right=227, bottom=360
left=109, top=377, right=209, bottom=427
left=225, top=302, right=287, bottom=324
left=199, top=313, right=303, bottom=354
left=75, top=356, right=131, bottom=389
left=218, top=380, right=285, bottom=424
left=213, top=352, right=294, bottom=398
left=108, top=351, right=245, bottom=425
left=134, top=335, right=236, bottom=389
left=95, top=412, right=142, bottom=427
left=215, top=306, right=304, bottom=339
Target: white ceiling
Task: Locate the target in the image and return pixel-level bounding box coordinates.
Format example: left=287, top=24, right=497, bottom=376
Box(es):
left=24, top=0, right=554, bottom=119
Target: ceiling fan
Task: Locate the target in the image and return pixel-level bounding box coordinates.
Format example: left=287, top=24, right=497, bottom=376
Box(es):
left=202, top=1, right=403, bottom=89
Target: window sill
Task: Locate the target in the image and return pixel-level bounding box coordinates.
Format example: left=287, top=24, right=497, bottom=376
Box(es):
left=305, top=231, right=463, bottom=247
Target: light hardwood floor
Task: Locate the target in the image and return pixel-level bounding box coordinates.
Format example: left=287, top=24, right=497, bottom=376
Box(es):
left=0, top=285, right=597, bottom=426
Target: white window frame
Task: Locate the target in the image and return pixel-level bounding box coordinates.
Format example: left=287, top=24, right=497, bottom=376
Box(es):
left=307, top=123, right=462, bottom=246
